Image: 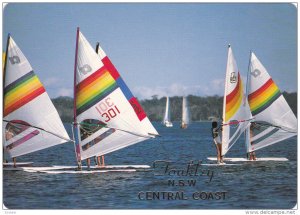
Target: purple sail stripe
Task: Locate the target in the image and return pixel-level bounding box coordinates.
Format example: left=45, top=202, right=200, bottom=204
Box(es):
left=6, top=130, right=39, bottom=150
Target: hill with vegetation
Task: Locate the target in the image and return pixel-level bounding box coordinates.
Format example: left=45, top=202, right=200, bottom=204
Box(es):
left=52, top=92, right=297, bottom=123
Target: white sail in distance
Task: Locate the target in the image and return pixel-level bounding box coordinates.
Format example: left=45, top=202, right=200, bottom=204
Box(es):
left=163, top=96, right=173, bottom=127
left=181, top=96, right=190, bottom=128
left=73, top=28, right=158, bottom=161
left=3, top=35, right=70, bottom=158
left=222, top=45, right=252, bottom=156
left=245, top=52, right=297, bottom=153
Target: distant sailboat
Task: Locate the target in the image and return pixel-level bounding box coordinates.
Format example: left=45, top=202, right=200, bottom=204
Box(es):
left=163, top=96, right=173, bottom=127
left=180, top=96, right=190, bottom=129
left=221, top=45, right=252, bottom=157
left=245, top=52, right=297, bottom=156
left=72, top=28, right=159, bottom=170
left=3, top=35, right=71, bottom=167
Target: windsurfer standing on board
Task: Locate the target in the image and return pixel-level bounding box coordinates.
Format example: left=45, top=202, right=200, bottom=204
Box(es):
left=211, top=121, right=224, bottom=164
left=247, top=122, right=260, bottom=160
left=5, top=125, right=17, bottom=167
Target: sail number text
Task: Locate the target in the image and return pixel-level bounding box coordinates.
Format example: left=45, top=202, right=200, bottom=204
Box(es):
left=95, top=98, right=120, bottom=122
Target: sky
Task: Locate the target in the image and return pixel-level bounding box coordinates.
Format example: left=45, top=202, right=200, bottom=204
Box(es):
left=2, top=3, right=297, bottom=99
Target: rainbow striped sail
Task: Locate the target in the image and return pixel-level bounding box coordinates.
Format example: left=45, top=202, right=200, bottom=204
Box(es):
left=3, top=35, right=70, bottom=158
left=225, top=73, right=243, bottom=121
left=248, top=78, right=281, bottom=116
left=222, top=45, right=251, bottom=156
left=76, top=67, right=118, bottom=115
left=4, top=71, right=45, bottom=117
left=73, top=29, right=158, bottom=162
left=245, top=52, right=297, bottom=153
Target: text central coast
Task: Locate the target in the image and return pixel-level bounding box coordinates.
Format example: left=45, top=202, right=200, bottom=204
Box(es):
left=138, top=191, right=227, bottom=200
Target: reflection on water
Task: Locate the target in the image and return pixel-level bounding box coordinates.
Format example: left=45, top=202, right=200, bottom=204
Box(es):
left=3, top=122, right=297, bottom=209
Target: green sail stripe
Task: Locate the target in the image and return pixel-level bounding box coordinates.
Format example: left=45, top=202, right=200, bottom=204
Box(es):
left=4, top=75, right=38, bottom=98
left=251, top=90, right=281, bottom=116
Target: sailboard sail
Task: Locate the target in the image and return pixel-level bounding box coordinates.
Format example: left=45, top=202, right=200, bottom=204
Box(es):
left=245, top=52, right=297, bottom=153
left=181, top=96, right=190, bottom=129
left=3, top=35, right=71, bottom=159
left=222, top=45, right=252, bottom=156
left=163, top=96, right=173, bottom=127
left=73, top=28, right=158, bottom=164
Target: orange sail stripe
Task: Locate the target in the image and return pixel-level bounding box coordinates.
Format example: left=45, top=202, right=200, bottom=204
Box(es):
left=5, top=79, right=43, bottom=107
left=76, top=66, right=107, bottom=91
left=249, top=83, right=278, bottom=109
left=248, top=78, right=274, bottom=100
left=226, top=86, right=242, bottom=112
left=225, top=93, right=242, bottom=121
left=76, top=72, right=113, bottom=106
left=225, top=74, right=243, bottom=121
left=226, top=73, right=241, bottom=105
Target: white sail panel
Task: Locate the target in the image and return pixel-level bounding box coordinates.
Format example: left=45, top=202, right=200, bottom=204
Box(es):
left=222, top=46, right=251, bottom=156
left=163, top=96, right=173, bottom=127
left=76, top=89, right=151, bottom=159
left=182, top=96, right=190, bottom=126
left=246, top=52, right=297, bottom=152
left=74, top=30, right=158, bottom=160
left=95, top=42, right=158, bottom=135
left=3, top=36, right=70, bottom=158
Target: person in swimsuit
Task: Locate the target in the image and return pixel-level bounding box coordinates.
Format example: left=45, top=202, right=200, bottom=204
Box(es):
left=247, top=122, right=260, bottom=160
left=211, top=121, right=223, bottom=164
left=5, top=125, right=17, bottom=167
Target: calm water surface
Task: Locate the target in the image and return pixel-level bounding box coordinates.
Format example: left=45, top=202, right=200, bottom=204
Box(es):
left=3, top=122, right=297, bottom=209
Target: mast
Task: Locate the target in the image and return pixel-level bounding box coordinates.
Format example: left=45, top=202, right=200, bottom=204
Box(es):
left=245, top=50, right=252, bottom=153
left=3, top=34, right=10, bottom=115
left=3, top=34, right=10, bottom=163
left=73, top=27, right=82, bottom=168
left=246, top=50, right=252, bottom=97
left=222, top=44, right=231, bottom=145
left=73, top=28, right=79, bottom=123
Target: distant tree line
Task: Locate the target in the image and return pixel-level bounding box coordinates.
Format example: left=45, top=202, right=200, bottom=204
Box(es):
left=52, top=92, right=297, bottom=123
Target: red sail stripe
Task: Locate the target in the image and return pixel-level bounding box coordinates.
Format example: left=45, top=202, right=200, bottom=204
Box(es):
left=76, top=67, right=107, bottom=91
left=226, top=73, right=241, bottom=104
left=248, top=78, right=273, bottom=100
left=4, top=86, right=45, bottom=117
left=129, top=97, right=146, bottom=121
left=102, top=56, right=120, bottom=80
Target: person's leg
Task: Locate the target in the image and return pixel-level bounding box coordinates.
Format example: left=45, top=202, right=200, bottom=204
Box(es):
left=97, top=156, right=101, bottom=167
left=219, top=144, right=224, bottom=163
left=13, top=157, right=16, bottom=168
left=215, top=144, right=221, bottom=163
left=87, top=158, right=91, bottom=169
left=101, top=155, right=105, bottom=167
left=214, top=143, right=220, bottom=163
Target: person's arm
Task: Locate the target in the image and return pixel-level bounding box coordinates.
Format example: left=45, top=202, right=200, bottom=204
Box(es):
left=217, top=125, right=223, bottom=132
left=254, top=123, right=260, bottom=130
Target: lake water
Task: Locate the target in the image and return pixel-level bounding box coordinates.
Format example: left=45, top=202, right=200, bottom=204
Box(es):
left=3, top=122, right=297, bottom=209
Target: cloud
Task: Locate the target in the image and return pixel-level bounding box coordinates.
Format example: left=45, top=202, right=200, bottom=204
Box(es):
left=132, top=80, right=225, bottom=100
left=56, top=88, right=73, bottom=97
left=43, top=77, right=60, bottom=87
left=50, top=79, right=226, bottom=99
left=210, top=78, right=224, bottom=94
